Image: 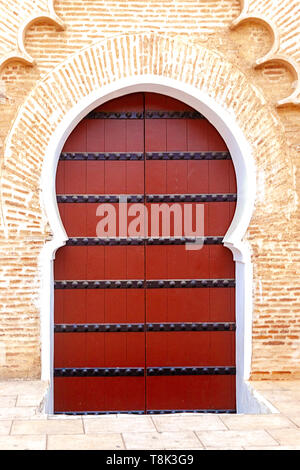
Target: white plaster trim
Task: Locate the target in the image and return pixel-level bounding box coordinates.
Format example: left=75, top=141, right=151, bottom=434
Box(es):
left=239, top=381, right=279, bottom=414
left=40, top=75, right=256, bottom=414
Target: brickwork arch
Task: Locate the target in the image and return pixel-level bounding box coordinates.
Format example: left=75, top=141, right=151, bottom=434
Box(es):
left=0, top=32, right=298, bottom=397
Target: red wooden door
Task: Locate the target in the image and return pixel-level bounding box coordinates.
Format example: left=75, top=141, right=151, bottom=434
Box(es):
left=54, top=92, right=237, bottom=415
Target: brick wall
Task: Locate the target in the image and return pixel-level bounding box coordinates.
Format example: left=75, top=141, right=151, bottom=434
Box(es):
left=0, top=1, right=299, bottom=380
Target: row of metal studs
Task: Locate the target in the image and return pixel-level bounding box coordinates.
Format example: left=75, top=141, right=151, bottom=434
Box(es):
left=65, top=237, right=224, bottom=246
left=54, top=279, right=236, bottom=289
left=54, top=366, right=236, bottom=377
left=146, top=194, right=237, bottom=202
left=54, top=411, right=145, bottom=415
left=146, top=151, right=231, bottom=160
left=59, top=151, right=231, bottom=161
left=147, top=409, right=236, bottom=415
left=54, top=409, right=236, bottom=415
left=54, top=368, right=144, bottom=377
left=57, top=194, right=143, bottom=203
left=85, top=111, right=205, bottom=119
left=147, top=367, right=236, bottom=376
left=54, top=322, right=236, bottom=333
left=56, top=194, right=237, bottom=203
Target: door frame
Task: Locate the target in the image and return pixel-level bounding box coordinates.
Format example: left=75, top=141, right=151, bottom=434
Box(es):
left=39, top=75, right=256, bottom=413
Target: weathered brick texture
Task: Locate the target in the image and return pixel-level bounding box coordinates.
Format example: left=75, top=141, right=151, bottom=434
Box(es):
left=0, top=1, right=299, bottom=380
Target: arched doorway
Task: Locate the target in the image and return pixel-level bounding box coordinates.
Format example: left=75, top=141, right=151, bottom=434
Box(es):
left=53, top=92, right=237, bottom=414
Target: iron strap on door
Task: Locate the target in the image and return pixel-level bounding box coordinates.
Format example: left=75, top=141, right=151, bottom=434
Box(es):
left=57, top=194, right=237, bottom=203
left=54, top=279, right=236, bottom=289
left=54, top=367, right=236, bottom=377
left=64, top=237, right=224, bottom=246
left=85, top=110, right=205, bottom=119
left=54, top=322, right=236, bottom=333
left=59, top=151, right=231, bottom=160
left=54, top=409, right=236, bottom=415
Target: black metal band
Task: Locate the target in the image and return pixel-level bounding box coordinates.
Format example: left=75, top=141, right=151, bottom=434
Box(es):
left=146, top=237, right=224, bottom=245
left=65, top=237, right=223, bottom=246
left=85, top=111, right=205, bottom=120
left=86, top=111, right=144, bottom=119
left=147, top=322, right=236, bottom=332
left=56, top=194, right=144, bottom=203
left=146, top=279, right=235, bottom=288
left=59, top=151, right=231, bottom=161
left=60, top=152, right=144, bottom=161
left=54, top=280, right=144, bottom=289
left=147, top=367, right=236, bottom=376
left=54, top=409, right=236, bottom=415
left=54, top=279, right=235, bottom=289
left=54, top=323, right=145, bottom=333
left=66, top=237, right=144, bottom=246
left=146, top=152, right=231, bottom=160
left=54, top=410, right=145, bottom=416
left=146, top=111, right=205, bottom=119
left=54, top=366, right=235, bottom=377
left=54, top=367, right=144, bottom=377
left=54, top=322, right=236, bottom=333
left=146, top=194, right=237, bottom=202
left=147, top=409, right=236, bottom=415
left=57, top=193, right=236, bottom=203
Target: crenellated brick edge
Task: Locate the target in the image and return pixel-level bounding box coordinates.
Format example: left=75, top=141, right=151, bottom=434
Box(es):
left=232, top=0, right=300, bottom=106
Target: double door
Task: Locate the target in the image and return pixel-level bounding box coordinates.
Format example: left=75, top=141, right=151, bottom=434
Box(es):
left=54, top=92, right=237, bottom=414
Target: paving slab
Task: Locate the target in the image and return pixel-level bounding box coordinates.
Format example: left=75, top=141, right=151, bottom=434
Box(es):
left=267, top=428, right=300, bottom=446
left=0, top=435, right=46, bottom=450
left=272, top=402, right=300, bottom=414
left=246, top=445, right=300, bottom=450
left=0, top=407, right=37, bottom=419
left=258, top=390, right=300, bottom=403
left=47, top=433, right=124, bottom=450
left=283, top=413, right=300, bottom=427
left=16, top=393, right=46, bottom=407
left=83, top=415, right=156, bottom=434
left=196, top=430, right=278, bottom=449
left=11, top=418, right=84, bottom=435
left=0, top=421, right=12, bottom=435
left=152, top=414, right=227, bottom=432
left=0, top=397, right=17, bottom=407
left=220, top=413, right=296, bottom=430
left=122, top=431, right=203, bottom=450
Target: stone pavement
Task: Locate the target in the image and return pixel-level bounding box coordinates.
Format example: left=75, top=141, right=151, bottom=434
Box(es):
left=0, top=380, right=300, bottom=450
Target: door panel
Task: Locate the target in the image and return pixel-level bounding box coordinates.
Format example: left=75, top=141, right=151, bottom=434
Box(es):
left=146, top=376, right=236, bottom=411
left=54, top=91, right=237, bottom=415
left=144, top=93, right=236, bottom=413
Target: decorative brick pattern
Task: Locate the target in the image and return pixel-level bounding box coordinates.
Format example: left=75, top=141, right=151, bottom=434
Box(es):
left=0, top=0, right=63, bottom=70
left=232, top=0, right=300, bottom=105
